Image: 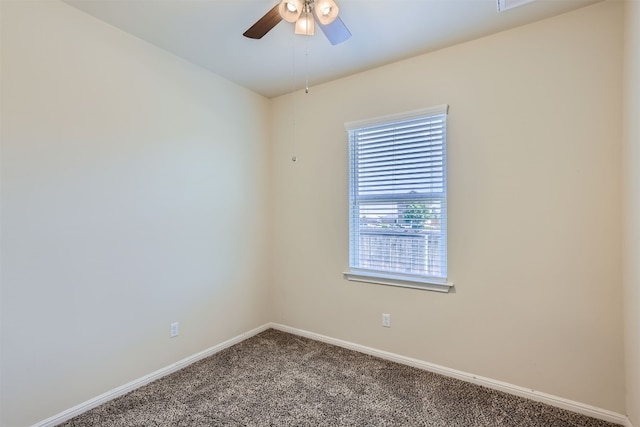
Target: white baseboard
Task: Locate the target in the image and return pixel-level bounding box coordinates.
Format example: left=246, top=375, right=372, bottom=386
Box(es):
left=32, top=324, right=271, bottom=427
left=269, top=323, right=631, bottom=427
left=34, top=322, right=632, bottom=427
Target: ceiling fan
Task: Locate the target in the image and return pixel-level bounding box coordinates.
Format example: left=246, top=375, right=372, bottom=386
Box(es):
left=243, top=0, right=351, bottom=45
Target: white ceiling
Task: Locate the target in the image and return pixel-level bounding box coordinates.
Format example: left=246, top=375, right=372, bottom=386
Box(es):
left=64, top=0, right=601, bottom=98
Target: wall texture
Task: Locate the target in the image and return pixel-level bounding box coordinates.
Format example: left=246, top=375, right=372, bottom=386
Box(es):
left=624, top=1, right=640, bottom=425
left=270, top=0, right=624, bottom=413
left=0, top=1, right=271, bottom=425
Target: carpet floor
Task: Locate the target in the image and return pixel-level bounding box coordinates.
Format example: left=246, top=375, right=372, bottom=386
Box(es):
left=60, top=329, right=621, bottom=426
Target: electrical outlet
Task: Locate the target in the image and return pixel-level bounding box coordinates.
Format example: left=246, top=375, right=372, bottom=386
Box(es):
left=170, top=322, right=179, bottom=338
left=382, top=313, right=391, bottom=328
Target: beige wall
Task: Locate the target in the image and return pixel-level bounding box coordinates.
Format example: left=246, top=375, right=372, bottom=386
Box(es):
left=624, top=0, right=640, bottom=425
left=0, top=1, right=271, bottom=426
left=271, top=0, right=625, bottom=413
left=1, top=0, right=632, bottom=425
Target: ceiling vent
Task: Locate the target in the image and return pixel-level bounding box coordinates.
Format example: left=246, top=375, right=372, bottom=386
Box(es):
left=497, top=0, right=536, bottom=12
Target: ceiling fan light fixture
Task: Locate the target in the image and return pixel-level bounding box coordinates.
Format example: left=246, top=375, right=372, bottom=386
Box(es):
left=243, top=0, right=350, bottom=43
left=314, top=0, right=339, bottom=25
left=279, top=0, right=303, bottom=23
left=294, top=11, right=315, bottom=35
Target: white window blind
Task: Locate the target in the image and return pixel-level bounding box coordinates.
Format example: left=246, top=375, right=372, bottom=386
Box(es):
left=345, top=105, right=450, bottom=292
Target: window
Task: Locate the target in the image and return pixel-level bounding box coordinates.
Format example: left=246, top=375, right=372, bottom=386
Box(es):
left=344, top=105, right=452, bottom=292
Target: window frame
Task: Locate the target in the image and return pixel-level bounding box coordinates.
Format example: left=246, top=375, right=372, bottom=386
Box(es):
left=343, top=105, right=453, bottom=293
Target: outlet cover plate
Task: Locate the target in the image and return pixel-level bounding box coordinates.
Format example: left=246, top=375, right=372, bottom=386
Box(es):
left=382, top=313, right=391, bottom=328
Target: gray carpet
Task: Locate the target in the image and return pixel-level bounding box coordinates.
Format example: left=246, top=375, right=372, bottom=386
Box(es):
left=60, top=329, right=621, bottom=426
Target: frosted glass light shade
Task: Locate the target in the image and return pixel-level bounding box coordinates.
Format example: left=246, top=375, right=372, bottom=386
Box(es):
left=279, top=0, right=303, bottom=23
left=314, top=0, right=339, bottom=25
left=295, top=11, right=314, bottom=35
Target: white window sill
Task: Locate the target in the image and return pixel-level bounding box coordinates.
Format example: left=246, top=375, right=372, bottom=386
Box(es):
left=343, top=270, right=454, bottom=293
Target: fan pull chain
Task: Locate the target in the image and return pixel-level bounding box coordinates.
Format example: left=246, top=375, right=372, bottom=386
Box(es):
left=291, top=33, right=298, bottom=162
left=305, top=40, right=310, bottom=94
left=292, top=37, right=310, bottom=162
left=304, top=56, right=309, bottom=94
left=292, top=89, right=297, bottom=162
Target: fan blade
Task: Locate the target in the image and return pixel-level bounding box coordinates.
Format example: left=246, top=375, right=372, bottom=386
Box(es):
left=314, top=15, right=351, bottom=45
left=243, top=4, right=283, bottom=39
